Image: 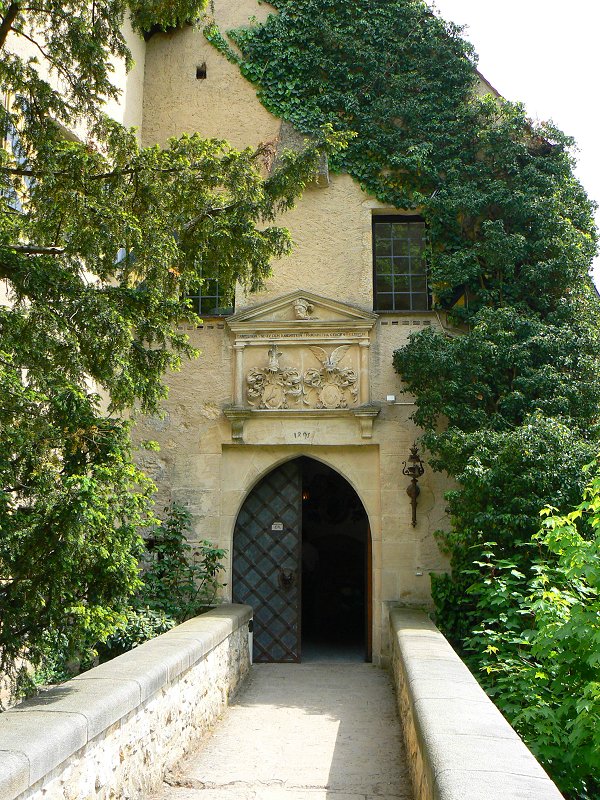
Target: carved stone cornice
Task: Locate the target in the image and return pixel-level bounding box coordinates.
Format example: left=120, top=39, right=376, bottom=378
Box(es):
left=223, top=404, right=381, bottom=443
left=226, top=289, right=378, bottom=338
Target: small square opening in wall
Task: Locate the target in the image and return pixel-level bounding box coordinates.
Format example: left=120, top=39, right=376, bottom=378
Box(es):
left=196, top=63, right=207, bottom=80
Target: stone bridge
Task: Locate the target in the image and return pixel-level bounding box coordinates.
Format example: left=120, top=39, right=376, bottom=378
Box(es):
left=0, top=606, right=564, bottom=800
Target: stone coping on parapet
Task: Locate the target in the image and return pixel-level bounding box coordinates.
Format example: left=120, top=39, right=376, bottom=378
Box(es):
left=0, top=604, right=252, bottom=800
left=389, top=608, right=565, bottom=800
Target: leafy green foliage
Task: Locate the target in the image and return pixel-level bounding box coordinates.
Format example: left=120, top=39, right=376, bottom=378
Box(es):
left=393, top=307, right=600, bottom=655
left=422, top=415, right=595, bottom=645
left=0, top=0, right=335, bottom=695
left=31, top=639, right=77, bottom=689
left=128, top=0, right=208, bottom=37
left=28, top=504, right=223, bottom=679
left=0, top=371, right=153, bottom=693
left=466, top=465, right=600, bottom=799
left=206, top=1, right=600, bottom=793
left=138, top=503, right=226, bottom=620
left=99, top=504, right=226, bottom=659
left=97, top=607, right=175, bottom=659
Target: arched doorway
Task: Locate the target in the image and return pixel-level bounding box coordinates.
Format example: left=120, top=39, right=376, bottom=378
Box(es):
left=232, top=457, right=371, bottom=663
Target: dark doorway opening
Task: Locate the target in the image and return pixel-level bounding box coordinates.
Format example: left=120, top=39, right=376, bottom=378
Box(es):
left=300, top=457, right=370, bottom=662
left=232, top=456, right=371, bottom=663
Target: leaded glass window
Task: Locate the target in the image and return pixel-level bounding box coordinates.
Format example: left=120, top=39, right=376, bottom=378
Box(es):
left=373, top=216, right=429, bottom=312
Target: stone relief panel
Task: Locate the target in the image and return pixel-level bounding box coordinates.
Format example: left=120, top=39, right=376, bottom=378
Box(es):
left=303, top=346, right=358, bottom=409
left=293, top=298, right=316, bottom=319
left=246, top=343, right=359, bottom=410
left=225, top=291, right=380, bottom=440
left=247, top=344, right=303, bottom=409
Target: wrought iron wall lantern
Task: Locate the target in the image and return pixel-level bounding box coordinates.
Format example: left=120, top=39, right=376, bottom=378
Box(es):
left=403, top=443, right=425, bottom=527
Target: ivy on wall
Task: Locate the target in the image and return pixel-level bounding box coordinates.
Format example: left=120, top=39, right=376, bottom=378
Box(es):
left=129, top=0, right=209, bottom=37
left=205, top=0, right=597, bottom=314
left=205, top=2, right=600, bottom=795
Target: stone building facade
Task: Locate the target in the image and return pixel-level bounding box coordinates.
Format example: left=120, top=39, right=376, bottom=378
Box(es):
left=125, top=0, right=457, bottom=664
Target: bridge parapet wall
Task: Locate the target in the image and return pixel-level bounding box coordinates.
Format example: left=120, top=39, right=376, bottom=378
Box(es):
left=0, top=604, right=252, bottom=800
left=389, top=608, right=564, bottom=800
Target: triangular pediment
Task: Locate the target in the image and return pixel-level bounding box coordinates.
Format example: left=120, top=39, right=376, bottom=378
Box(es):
left=227, top=290, right=377, bottom=332
left=225, top=290, right=378, bottom=431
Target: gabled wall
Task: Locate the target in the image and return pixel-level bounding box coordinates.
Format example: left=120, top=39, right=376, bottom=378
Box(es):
left=135, top=0, right=453, bottom=662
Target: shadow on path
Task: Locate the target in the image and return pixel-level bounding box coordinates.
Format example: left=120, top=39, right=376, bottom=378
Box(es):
left=151, top=662, right=414, bottom=800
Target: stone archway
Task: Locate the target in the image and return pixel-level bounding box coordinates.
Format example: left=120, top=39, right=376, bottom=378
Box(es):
left=232, top=456, right=371, bottom=663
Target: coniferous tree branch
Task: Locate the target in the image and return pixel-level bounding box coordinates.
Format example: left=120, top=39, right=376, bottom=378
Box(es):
left=0, top=3, right=21, bottom=48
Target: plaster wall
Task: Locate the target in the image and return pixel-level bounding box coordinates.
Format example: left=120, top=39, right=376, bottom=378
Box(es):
left=0, top=280, right=11, bottom=308
left=104, top=16, right=147, bottom=136
left=134, top=0, right=453, bottom=663
left=141, top=1, right=280, bottom=150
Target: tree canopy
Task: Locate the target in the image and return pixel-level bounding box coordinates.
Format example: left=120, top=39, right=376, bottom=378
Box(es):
left=0, top=0, right=336, bottom=693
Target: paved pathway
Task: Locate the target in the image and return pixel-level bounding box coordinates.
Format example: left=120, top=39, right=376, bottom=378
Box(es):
left=150, top=663, right=413, bottom=800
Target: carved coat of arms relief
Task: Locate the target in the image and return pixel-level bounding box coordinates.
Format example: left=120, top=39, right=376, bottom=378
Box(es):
left=246, top=343, right=358, bottom=410
left=304, top=346, right=358, bottom=409
left=246, top=344, right=303, bottom=410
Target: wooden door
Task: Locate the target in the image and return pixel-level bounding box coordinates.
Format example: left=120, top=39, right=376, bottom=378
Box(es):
left=232, top=461, right=302, bottom=662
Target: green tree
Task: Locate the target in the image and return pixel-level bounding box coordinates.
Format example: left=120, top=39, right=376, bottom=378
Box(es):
left=96, top=503, right=226, bottom=662
left=138, top=503, right=226, bottom=621
left=0, top=0, right=337, bottom=694
left=467, top=464, right=600, bottom=798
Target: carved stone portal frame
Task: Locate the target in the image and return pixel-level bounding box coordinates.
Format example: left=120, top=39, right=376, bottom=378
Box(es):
left=224, top=290, right=380, bottom=441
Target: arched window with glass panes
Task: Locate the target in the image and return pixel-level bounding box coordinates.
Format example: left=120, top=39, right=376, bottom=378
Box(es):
left=372, top=216, right=430, bottom=312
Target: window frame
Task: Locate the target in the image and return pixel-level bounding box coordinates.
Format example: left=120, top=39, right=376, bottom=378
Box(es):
left=186, top=274, right=235, bottom=318
left=372, top=214, right=430, bottom=313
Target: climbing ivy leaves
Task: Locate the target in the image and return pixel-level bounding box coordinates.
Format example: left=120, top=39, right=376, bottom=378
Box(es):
left=206, top=0, right=597, bottom=315
left=210, top=0, right=476, bottom=205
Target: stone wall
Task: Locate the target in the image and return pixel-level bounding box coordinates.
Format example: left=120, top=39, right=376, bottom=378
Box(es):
left=389, top=608, right=564, bottom=800
left=134, top=0, right=456, bottom=664
left=0, top=605, right=252, bottom=800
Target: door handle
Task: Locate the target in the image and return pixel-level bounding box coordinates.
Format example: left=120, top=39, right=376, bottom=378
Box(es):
left=279, top=568, right=295, bottom=589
